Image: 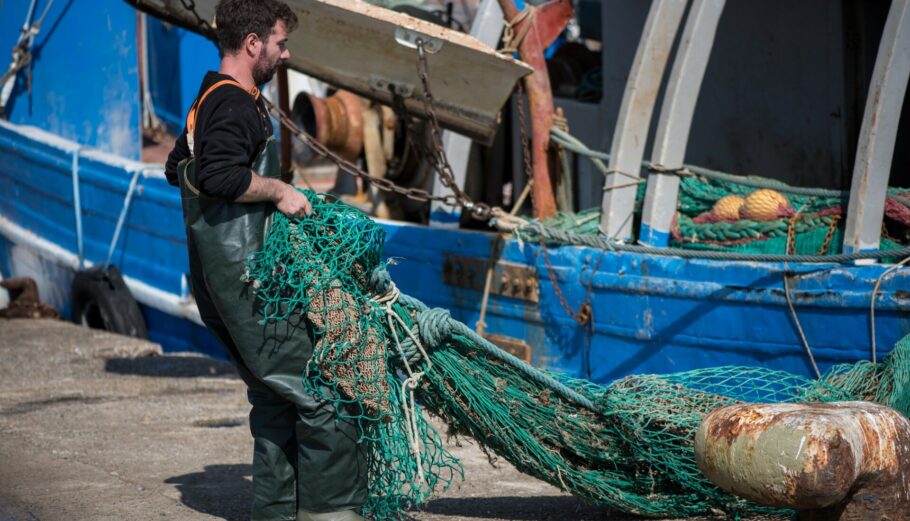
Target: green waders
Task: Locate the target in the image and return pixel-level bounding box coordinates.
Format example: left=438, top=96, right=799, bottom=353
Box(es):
left=177, top=84, right=367, bottom=521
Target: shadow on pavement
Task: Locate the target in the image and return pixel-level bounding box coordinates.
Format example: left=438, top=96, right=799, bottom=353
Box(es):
left=105, top=355, right=239, bottom=378
left=418, top=495, right=609, bottom=520
left=165, top=464, right=252, bottom=521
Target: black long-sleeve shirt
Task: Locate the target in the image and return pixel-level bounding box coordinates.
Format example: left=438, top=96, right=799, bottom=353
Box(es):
left=165, top=72, right=273, bottom=200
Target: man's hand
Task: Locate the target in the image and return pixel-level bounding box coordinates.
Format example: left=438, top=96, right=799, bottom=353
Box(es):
left=275, top=184, right=312, bottom=218
left=235, top=173, right=312, bottom=218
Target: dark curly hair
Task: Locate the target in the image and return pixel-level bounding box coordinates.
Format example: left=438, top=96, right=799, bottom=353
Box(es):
left=215, top=0, right=298, bottom=57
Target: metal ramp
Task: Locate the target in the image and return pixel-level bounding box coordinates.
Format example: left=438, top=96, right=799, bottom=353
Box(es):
left=125, top=0, right=532, bottom=144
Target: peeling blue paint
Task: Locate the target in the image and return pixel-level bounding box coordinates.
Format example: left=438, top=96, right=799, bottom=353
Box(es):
left=383, top=222, right=910, bottom=382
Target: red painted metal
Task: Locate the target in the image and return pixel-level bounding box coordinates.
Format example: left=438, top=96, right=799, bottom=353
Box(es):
left=498, top=0, right=573, bottom=220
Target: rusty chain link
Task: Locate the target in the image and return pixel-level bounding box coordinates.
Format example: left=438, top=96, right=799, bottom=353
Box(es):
left=516, top=75, right=593, bottom=328
left=266, top=95, right=464, bottom=208
left=817, top=214, right=841, bottom=256
left=515, top=73, right=594, bottom=328
left=259, top=39, right=506, bottom=218
left=514, top=80, right=535, bottom=209
left=178, top=0, right=215, bottom=35
left=260, top=40, right=512, bottom=215
left=786, top=214, right=798, bottom=255
left=414, top=39, right=491, bottom=220
left=539, top=241, right=599, bottom=327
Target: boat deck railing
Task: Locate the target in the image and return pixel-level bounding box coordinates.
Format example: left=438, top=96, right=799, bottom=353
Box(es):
left=596, top=0, right=910, bottom=261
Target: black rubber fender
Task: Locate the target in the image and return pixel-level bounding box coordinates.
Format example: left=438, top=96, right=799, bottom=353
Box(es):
left=71, top=266, right=147, bottom=339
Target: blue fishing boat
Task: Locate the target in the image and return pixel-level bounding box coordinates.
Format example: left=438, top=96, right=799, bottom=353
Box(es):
left=1, top=0, right=909, bottom=384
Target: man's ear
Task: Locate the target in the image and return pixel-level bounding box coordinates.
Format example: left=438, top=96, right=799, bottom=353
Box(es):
left=244, top=32, right=261, bottom=56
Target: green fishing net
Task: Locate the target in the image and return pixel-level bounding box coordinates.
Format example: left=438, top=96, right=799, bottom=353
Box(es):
left=538, top=173, right=910, bottom=256
left=244, top=189, right=910, bottom=520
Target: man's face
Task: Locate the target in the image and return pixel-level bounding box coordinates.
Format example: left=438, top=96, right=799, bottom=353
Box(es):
left=252, top=20, right=290, bottom=85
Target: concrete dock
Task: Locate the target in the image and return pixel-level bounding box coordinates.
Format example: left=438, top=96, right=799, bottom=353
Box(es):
left=0, top=319, right=782, bottom=521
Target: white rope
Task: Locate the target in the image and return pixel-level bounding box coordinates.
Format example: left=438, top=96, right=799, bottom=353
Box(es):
left=105, top=168, right=144, bottom=268
left=369, top=281, right=432, bottom=486
left=71, top=145, right=84, bottom=269
left=1, top=0, right=54, bottom=111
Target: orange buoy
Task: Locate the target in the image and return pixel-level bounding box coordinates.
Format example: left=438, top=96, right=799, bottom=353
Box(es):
left=711, top=195, right=746, bottom=220
left=740, top=189, right=791, bottom=221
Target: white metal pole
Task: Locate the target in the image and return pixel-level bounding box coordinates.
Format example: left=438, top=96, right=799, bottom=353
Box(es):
left=639, top=0, right=725, bottom=247
left=843, top=0, right=910, bottom=259
left=599, top=0, right=688, bottom=241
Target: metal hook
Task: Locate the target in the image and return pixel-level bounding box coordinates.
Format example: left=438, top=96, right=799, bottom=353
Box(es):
left=416, top=38, right=426, bottom=60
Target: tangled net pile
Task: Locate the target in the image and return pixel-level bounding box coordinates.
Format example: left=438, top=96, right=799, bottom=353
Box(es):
left=549, top=128, right=910, bottom=257
left=244, top=190, right=910, bottom=520
left=540, top=171, right=910, bottom=258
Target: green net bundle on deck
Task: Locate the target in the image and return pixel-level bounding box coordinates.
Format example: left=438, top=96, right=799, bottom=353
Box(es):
left=244, top=190, right=910, bottom=520
left=538, top=176, right=910, bottom=256
left=670, top=175, right=910, bottom=255
left=545, top=128, right=910, bottom=256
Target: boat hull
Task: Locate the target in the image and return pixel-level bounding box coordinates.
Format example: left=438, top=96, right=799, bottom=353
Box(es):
left=1, top=120, right=907, bottom=382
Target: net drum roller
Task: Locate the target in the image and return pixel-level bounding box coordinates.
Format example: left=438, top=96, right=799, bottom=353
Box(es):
left=694, top=402, right=910, bottom=520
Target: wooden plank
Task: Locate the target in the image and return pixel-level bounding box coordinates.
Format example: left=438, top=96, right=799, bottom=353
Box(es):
left=430, top=0, right=505, bottom=227
left=843, top=0, right=910, bottom=258
left=639, top=0, right=725, bottom=247
left=599, top=0, right=687, bottom=240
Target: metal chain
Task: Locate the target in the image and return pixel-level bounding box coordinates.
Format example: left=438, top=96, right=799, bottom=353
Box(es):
left=265, top=97, right=461, bottom=207
left=787, top=210, right=842, bottom=256
left=786, top=214, right=798, bottom=255
left=516, top=77, right=590, bottom=326
left=178, top=0, right=214, bottom=35
left=881, top=219, right=902, bottom=245
left=514, top=80, right=535, bottom=208
left=414, top=39, right=491, bottom=220
left=516, top=80, right=591, bottom=326
left=539, top=241, right=592, bottom=326
left=817, top=214, right=841, bottom=256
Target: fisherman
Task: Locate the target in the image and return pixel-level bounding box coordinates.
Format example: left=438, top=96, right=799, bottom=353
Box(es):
left=164, top=1, right=367, bottom=520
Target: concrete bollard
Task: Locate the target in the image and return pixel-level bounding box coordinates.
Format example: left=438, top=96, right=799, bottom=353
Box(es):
left=694, top=401, right=910, bottom=520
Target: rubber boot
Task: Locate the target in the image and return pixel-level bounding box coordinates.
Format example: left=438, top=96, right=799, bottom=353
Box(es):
left=297, top=510, right=364, bottom=521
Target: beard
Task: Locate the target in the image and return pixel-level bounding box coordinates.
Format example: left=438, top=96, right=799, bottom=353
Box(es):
left=252, top=52, right=281, bottom=85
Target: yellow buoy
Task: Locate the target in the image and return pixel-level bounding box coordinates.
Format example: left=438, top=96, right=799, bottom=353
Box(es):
left=711, top=195, right=746, bottom=220
left=741, top=189, right=791, bottom=221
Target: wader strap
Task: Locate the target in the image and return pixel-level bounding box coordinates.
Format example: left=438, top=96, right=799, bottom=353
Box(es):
left=186, top=79, right=261, bottom=156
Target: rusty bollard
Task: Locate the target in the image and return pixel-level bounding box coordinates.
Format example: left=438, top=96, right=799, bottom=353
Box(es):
left=694, top=402, right=910, bottom=520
